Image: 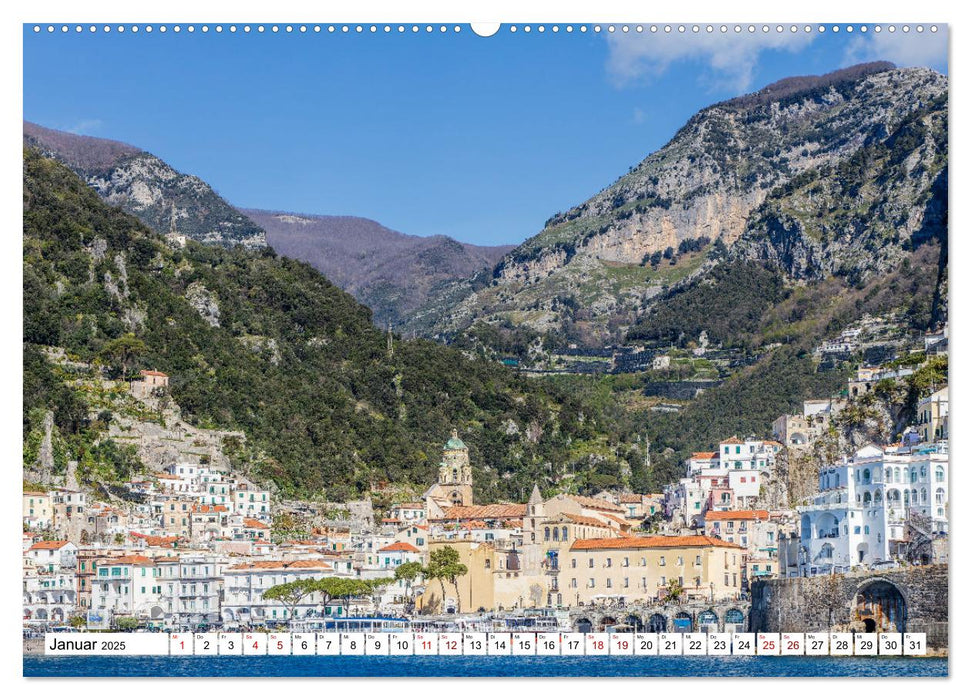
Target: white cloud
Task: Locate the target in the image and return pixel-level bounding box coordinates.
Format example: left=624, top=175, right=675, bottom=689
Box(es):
left=65, top=118, right=103, bottom=135
left=606, top=30, right=817, bottom=93
left=843, top=29, right=948, bottom=71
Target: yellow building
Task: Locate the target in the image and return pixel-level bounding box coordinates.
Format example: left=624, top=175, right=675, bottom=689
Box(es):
left=565, top=535, right=744, bottom=606
left=418, top=539, right=546, bottom=614
left=23, top=491, right=53, bottom=529
left=916, top=387, right=948, bottom=443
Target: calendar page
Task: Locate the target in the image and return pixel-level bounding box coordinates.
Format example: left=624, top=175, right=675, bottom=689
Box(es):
left=21, top=9, right=949, bottom=681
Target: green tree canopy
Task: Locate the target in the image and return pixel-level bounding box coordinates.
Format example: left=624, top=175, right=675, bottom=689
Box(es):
left=424, top=546, right=468, bottom=613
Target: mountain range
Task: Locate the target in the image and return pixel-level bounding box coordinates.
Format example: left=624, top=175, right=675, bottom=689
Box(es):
left=23, top=121, right=266, bottom=249
left=23, top=122, right=512, bottom=330
left=415, top=62, right=948, bottom=346
left=22, top=60, right=949, bottom=500
left=242, top=210, right=512, bottom=329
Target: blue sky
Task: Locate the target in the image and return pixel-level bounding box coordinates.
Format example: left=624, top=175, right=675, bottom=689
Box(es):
left=23, top=24, right=948, bottom=246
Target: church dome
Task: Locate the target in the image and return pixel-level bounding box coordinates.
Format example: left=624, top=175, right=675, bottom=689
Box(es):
left=445, top=436, right=467, bottom=450
left=444, top=429, right=467, bottom=451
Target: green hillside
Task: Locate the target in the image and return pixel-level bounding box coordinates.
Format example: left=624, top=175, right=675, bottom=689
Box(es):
left=22, top=150, right=646, bottom=501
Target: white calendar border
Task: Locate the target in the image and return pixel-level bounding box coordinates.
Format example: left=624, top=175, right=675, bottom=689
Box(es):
left=7, top=0, right=965, bottom=697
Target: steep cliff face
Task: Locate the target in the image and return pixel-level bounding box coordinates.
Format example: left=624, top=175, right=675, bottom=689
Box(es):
left=734, top=93, right=947, bottom=285
left=23, top=122, right=266, bottom=248
left=426, top=64, right=947, bottom=343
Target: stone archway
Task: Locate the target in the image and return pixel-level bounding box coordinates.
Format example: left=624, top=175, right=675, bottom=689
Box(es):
left=575, top=617, right=593, bottom=633
left=599, top=615, right=618, bottom=632
left=698, top=609, right=719, bottom=632
left=673, top=611, right=693, bottom=632
left=647, top=613, right=667, bottom=632
left=624, top=614, right=644, bottom=632
left=852, top=578, right=907, bottom=633
left=724, top=608, right=746, bottom=633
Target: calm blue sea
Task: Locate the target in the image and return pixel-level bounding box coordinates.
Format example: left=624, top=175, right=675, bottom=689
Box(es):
left=24, top=655, right=947, bottom=677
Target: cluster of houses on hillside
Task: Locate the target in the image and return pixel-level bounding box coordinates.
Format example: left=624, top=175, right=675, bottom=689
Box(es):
left=23, top=342, right=949, bottom=631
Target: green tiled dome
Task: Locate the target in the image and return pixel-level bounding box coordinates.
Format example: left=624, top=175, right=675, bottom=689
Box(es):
left=444, top=430, right=466, bottom=450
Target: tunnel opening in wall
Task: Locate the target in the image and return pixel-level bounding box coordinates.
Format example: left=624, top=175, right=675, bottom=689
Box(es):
left=853, top=579, right=907, bottom=633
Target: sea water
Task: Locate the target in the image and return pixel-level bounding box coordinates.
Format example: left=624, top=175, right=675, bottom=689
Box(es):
left=24, top=654, right=947, bottom=677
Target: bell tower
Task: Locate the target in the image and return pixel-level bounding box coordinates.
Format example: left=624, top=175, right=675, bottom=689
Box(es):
left=438, top=429, right=474, bottom=506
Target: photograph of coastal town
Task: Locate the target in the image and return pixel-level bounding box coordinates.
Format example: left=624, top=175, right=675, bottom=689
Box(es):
left=22, top=20, right=949, bottom=677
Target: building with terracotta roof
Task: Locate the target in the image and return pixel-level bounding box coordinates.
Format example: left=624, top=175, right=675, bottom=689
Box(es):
left=364, top=540, right=425, bottom=611
left=565, top=535, right=744, bottom=605
left=389, top=502, right=426, bottom=522
left=189, top=504, right=230, bottom=543
left=27, top=540, right=77, bottom=572
left=564, top=494, right=625, bottom=514
left=436, top=503, right=528, bottom=521
left=130, top=532, right=182, bottom=548
left=90, top=554, right=165, bottom=626
left=395, top=523, right=428, bottom=552
left=516, top=486, right=640, bottom=608
left=379, top=541, right=420, bottom=553
left=686, top=452, right=720, bottom=476
left=131, top=369, right=169, bottom=398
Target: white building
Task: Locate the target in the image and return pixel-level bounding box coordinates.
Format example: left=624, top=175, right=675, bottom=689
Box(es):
left=717, top=437, right=781, bottom=507
left=685, top=452, right=719, bottom=477
left=90, top=555, right=161, bottom=624
left=26, top=540, right=78, bottom=572
left=664, top=478, right=707, bottom=528
left=362, top=542, right=424, bottom=611
left=200, top=479, right=234, bottom=508
left=157, top=555, right=224, bottom=628
left=221, top=559, right=346, bottom=628
left=233, top=486, right=271, bottom=518
left=23, top=544, right=78, bottom=625
left=797, top=444, right=948, bottom=575
left=718, top=437, right=780, bottom=472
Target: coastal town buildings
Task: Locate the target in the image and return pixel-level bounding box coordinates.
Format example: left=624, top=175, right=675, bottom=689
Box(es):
left=702, top=510, right=779, bottom=586
left=157, top=555, right=224, bottom=628
left=90, top=555, right=160, bottom=624
left=222, top=559, right=347, bottom=627
left=22, top=358, right=950, bottom=631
